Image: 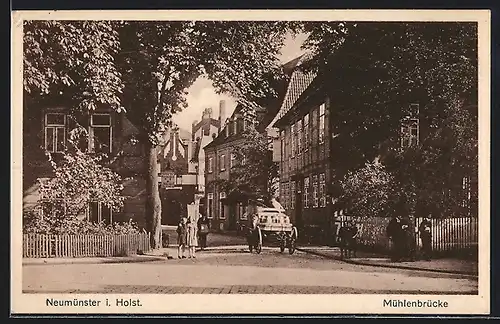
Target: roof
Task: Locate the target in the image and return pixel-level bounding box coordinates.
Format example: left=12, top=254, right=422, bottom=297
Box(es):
left=204, top=55, right=306, bottom=150
left=268, top=53, right=317, bottom=129
left=192, top=118, right=220, bottom=136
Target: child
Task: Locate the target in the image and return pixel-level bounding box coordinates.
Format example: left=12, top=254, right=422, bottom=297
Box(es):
left=186, top=218, right=198, bottom=258
left=176, top=217, right=187, bottom=259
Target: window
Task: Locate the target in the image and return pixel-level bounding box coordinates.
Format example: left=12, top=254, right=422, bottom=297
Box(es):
left=207, top=193, right=214, bottom=219
left=291, top=124, right=296, bottom=157
left=303, top=114, right=309, bottom=150
left=44, top=113, right=66, bottom=153
left=225, top=126, right=229, bottom=137
left=88, top=201, right=112, bottom=224
left=462, top=176, right=472, bottom=208
left=220, top=154, right=226, bottom=171
left=401, top=119, right=419, bottom=148
left=280, top=131, right=285, bottom=163
left=233, top=117, right=238, bottom=135
left=312, top=175, right=319, bottom=208
left=38, top=177, right=66, bottom=219
left=230, top=153, right=236, bottom=168
left=219, top=192, right=226, bottom=219
left=319, top=173, right=326, bottom=207
left=208, top=157, right=213, bottom=173
left=290, top=181, right=296, bottom=210
left=89, top=113, right=112, bottom=154
left=401, top=103, right=420, bottom=149
left=319, top=103, right=325, bottom=144
left=303, top=176, right=310, bottom=208
left=297, top=120, right=302, bottom=154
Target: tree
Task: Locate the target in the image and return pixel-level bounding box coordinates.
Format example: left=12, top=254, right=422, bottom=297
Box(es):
left=300, top=22, right=478, bottom=219
left=114, top=21, right=296, bottom=248
left=23, top=20, right=123, bottom=111
left=224, top=126, right=279, bottom=203
left=24, top=20, right=296, bottom=249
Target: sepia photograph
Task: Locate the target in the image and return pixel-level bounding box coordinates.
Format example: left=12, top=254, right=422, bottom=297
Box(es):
left=11, top=9, right=490, bottom=315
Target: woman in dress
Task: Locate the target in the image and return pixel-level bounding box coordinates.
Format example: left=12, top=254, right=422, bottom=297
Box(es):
left=186, top=218, right=198, bottom=258
left=176, top=217, right=187, bottom=259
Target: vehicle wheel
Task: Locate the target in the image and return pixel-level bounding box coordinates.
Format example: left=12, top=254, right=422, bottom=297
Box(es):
left=256, top=243, right=262, bottom=254
left=289, top=240, right=296, bottom=255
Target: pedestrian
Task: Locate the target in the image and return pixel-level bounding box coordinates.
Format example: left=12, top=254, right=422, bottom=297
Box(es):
left=386, top=215, right=404, bottom=262
left=186, top=218, right=198, bottom=258
left=339, top=220, right=358, bottom=259
left=176, top=217, right=187, bottom=259
left=197, top=213, right=210, bottom=250
left=419, top=215, right=432, bottom=260
left=400, top=216, right=416, bottom=261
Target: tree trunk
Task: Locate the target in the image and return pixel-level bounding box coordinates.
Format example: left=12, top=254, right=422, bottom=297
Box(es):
left=145, top=141, right=162, bottom=249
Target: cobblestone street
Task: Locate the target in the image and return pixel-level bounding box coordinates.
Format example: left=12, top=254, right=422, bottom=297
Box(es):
left=23, top=234, right=478, bottom=295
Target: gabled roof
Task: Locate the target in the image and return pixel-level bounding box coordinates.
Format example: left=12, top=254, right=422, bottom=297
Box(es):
left=204, top=55, right=307, bottom=150
left=268, top=53, right=317, bottom=129
left=192, top=118, right=220, bottom=135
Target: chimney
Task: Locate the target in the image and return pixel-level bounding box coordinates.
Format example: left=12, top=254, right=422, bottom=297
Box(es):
left=219, top=100, right=226, bottom=126
left=191, top=120, right=198, bottom=140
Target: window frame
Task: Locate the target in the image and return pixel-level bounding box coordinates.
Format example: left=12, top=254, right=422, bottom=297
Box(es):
left=219, top=192, right=226, bottom=219
left=208, top=157, right=213, bottom=173
left=89, top=113, right=113, bottom=154
left=87, top=201, right=113, bottom=224
left=220, top=154, right=226, bottom=171
left=207, top=193, right=214, bottom=219
left=319, top=103, right=326, bottom=144
left=44, top=112, right=66, bottom=153
left=319, top=173, right=326, bottom=207
left=303, top=176, right=310, bottom=209
left=312, top=175, right=319, bottom=208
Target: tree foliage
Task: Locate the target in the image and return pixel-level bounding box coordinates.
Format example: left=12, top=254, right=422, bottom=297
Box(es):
left=23, top=20, right=296, bottom=248
left=223, top=126, right=279, bottom=203
left=41, top=150, right=125, bottom=217
left=300, top=22, right=478, bottom=219
left=23, top=20, right=123, bottom=111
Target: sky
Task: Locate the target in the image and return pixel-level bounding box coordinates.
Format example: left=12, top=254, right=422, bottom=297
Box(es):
left=172, top=32, right=308, bottom=132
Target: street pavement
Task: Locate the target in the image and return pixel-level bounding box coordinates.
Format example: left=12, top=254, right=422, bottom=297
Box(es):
left=23, top=232, right=478, bottom=295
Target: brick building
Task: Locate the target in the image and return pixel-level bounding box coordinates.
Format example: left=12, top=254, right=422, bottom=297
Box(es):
left=203, top=57, right=301, bottom=231
left=22, top=98, right=149, bottom=228
left=272, top=56, right=478, bottom=245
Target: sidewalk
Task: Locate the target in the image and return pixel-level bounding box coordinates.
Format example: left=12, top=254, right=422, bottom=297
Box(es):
left=23, top=254, right=166, bottom=266
left=297, top=246, right=478, bottom=276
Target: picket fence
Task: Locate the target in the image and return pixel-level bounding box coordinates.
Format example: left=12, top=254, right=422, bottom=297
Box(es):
left=23, top=232, right=151, bottom=258
left=337, top=215, right=478, bottom=258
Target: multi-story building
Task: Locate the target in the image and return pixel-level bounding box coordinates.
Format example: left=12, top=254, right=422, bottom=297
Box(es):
left=190, top=105, right=222, bottom=195
left=272, top=57, right=478, bottom=245
left=204, top=57, right=302, bottom=231
left=157, top=125, right=198, bottom=225
left=23, top=99, right=148, bottom=227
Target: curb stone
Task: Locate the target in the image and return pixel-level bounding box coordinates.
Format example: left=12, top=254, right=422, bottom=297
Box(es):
left=296, top=247, right=478, bottom=277
left=22, top=255, right=167, bottom=266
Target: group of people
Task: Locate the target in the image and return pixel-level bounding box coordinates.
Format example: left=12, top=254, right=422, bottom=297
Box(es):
left=176, top=214, right=210, bottom=259
left=386, top=215, right=433, bottom=262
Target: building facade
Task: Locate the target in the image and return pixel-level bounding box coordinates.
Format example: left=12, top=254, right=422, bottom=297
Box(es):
left=273, top=60, right=478, bottom=245
left=203, top=57, right=301, bottom=231
left=23, top=100, right=148, bottom=228
left=203, top=104, right=252, bottom=231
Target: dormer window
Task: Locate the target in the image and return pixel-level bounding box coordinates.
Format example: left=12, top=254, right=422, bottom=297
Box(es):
left=44, top=113, right=66, bottom=153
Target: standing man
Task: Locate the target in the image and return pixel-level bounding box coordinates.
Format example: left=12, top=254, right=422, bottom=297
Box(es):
left=387, top=216, right=403, bottom=262
left=419, top=215, right=432, bottom=260
left=197, top=213, right=210, bottom=250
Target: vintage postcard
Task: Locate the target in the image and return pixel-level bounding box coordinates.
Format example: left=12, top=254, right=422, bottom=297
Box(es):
left=11, top=9, right=491, bottom=315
